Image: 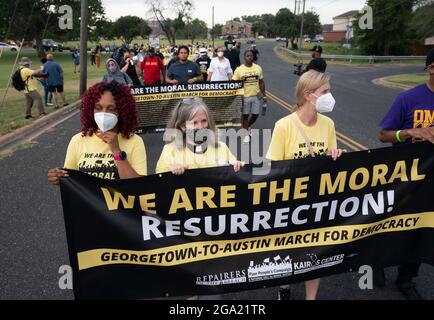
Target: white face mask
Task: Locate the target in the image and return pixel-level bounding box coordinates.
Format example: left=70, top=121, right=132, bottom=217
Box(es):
left=312, top=92, right=335, bottom=113
left=217, top=51, right=224, bottom=57
left=94, top=112, right=118, bottom=132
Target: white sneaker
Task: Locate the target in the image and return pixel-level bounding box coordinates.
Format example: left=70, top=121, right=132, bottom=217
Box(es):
left=243, top=135, right=251, bottom=144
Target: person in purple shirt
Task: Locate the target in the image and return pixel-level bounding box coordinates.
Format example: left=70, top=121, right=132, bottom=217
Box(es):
left=376, top=48, right=434, bottom=300
left=379, top=48, right=434, bottom=144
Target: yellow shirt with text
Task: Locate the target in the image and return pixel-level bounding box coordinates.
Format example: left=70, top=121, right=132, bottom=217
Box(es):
left=232, top=64, right=263, bottom=97
left=64, top=133, right=147, bottom=179
left=156, top=142, right=236, bottom=174
left=20, top=68, right=37, bottom=93
left=266, top=113, right=337, bottom=160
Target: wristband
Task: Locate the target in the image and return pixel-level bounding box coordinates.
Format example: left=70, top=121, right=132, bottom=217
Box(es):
left=396, top=130, right=402, bottom=143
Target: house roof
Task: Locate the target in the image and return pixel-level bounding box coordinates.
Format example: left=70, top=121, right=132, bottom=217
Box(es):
left=333, top=10, right=359, bottom=19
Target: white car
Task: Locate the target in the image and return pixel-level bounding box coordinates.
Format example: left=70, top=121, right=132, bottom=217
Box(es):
left=0, top=42, right=18, bottom=51
left=304, top=37, right=311, bottom=43
left=258, top=35, right=265, bottom=39
left=275, top=37, right=281, bottom=41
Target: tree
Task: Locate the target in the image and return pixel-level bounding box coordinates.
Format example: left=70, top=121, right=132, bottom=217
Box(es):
left=411, top=1, right=434, bottom=40
left=180, top=18, right=208, bottom=43
left=92, top=20, right=115, bottom=42
left=241, top=14, right=276, bottom=37
left=146, top=0, right=193, bottom=45
left=353, top=0, right=416, bottom=55
left=0, top=0, right=105, bottom=57
left=273, top=8, right=299, bottom=49
left=112, top=16, right=151, bottom=45
left=302, top=11, right=322, bottom=38
left=210, top=23, right=223, bottom=38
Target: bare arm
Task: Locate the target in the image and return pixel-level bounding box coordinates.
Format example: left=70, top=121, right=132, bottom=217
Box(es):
left=259, top=79, right=266, bottom=97
left=379, top=127, right=434, bottom=144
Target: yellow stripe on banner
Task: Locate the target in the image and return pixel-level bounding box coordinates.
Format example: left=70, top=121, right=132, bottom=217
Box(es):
left=134, top=89, right=245, bottom=102
left=77, top=212, right=434, bottom=270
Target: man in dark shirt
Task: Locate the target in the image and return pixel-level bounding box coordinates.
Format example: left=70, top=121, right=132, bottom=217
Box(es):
left=120, top=51, right=141, bottom=86
left=155, top=47, right=165, bottom=61
left=166, top=45, right=202, bottom=85
left=306, top=45, right=327, bottom=73
left=196, top=48, right=211, bottom=81
left=224, top=36, right=241, bottom=73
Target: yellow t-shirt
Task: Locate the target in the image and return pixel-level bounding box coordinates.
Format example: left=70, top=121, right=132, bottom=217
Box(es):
left=232, top=64, right=263, bottom=97
left=64, top=133, right=147, bottom=179
left=266, top=113, right=337, bottom=160
left=156, top=141, right=237, bottom=174
left=20, top=68, right=37, bottom=93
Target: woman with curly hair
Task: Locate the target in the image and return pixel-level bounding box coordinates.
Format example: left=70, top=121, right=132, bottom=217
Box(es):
left=47, top=81, right=147, bottom=184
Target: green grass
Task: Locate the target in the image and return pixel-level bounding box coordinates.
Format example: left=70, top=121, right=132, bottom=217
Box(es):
left=0, top=51, right=108, bottom=136
left=382, top=73, right=427, bottom=87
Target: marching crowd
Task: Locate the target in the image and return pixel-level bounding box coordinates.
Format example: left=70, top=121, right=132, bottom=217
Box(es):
left=43, top=34, right=434, bottom=301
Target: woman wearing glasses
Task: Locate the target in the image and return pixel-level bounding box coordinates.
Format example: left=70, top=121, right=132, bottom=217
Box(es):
left=156, top=97, right=244, bottom=174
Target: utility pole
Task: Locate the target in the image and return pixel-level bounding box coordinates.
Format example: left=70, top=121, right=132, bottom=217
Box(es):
left=298, top=0, right=306, bottom=51
left=294, top=0, right=297, bottom=14
left=79, top=0, right=88, bottom=96
left=212, top=6, right=215, bottom=48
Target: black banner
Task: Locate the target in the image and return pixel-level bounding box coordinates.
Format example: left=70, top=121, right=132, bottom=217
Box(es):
left=60, top=142, right=434, bottom=299
left=131, top=81, right=244, bottom=133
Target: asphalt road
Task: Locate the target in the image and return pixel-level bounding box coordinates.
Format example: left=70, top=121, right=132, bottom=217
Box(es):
left=0, top=41, right=432, bottom=300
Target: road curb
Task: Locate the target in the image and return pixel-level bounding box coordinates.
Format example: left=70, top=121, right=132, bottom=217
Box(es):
left=372, top=78, right=411, bottom=91
left=0, top=101, right=80, bottom=153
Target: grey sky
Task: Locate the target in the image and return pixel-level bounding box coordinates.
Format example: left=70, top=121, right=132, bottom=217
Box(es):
left=102, top=0, right=367, bottom=27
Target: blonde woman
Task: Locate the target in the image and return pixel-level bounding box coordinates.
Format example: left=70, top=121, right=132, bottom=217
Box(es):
left=267, top=70, right=345, bottom=300
left=156, top=97, right=243, bottom=174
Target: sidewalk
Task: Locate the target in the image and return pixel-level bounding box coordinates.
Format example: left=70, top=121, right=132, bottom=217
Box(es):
left=0, top=101, right=80, bottom=154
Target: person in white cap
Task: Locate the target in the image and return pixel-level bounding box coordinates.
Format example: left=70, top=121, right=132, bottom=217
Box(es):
left=195, top=48, right=211, bottom=82
left=17, top=57, right=47, bottom=119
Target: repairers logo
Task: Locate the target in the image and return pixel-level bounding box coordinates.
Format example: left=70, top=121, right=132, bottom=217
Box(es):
left=196, top=269, right=247, bottom=286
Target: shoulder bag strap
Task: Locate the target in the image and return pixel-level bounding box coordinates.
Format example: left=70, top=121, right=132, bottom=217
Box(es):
left=288, top=113, right=315, bottom=158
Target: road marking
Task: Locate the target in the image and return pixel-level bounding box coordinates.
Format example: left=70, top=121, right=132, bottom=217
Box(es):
left=266, top=90, right=368, bottom=152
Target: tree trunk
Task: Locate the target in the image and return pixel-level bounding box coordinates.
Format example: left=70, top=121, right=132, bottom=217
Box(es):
left=34, top=34, right=46, bottom=59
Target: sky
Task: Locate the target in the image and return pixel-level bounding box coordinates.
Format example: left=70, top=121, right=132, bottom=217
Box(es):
left=102, top=0, right=367, bottom=27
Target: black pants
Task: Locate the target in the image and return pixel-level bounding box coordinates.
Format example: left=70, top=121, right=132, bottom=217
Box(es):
left=396, top=263, right=421, bottom=284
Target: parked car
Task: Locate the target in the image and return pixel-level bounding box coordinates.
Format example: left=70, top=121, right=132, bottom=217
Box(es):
left=246, top=38, right=256, bottom=44
left=41, top=39, right=64, bottom=52
left=304, top=37, right=311, bottom=43
left=257, top=35, right=265, bottom=39
left=275, top=37, right=281, bottom=41
left=0, top=42, right=18, bottom=51
left=314, top=35, right=324, bottom=42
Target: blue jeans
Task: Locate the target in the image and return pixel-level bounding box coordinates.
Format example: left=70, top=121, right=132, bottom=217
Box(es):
left=39, top=79, right=51, bottom=104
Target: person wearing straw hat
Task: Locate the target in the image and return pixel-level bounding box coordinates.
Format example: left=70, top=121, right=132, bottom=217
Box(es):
left=18, top=57, right=47, bottom=119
